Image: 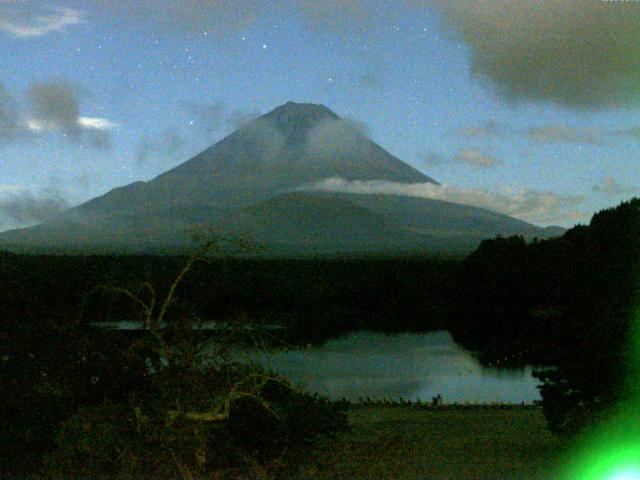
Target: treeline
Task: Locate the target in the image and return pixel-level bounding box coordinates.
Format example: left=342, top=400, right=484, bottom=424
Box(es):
left=450, top=198, right=640, bottom=363
left=0, top=254, right=458, bottom=343
left=450, top=198, right=640, bottom=434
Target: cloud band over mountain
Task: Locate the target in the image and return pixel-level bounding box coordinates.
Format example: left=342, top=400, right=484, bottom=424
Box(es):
left=298, top=177, right=584, bottom=225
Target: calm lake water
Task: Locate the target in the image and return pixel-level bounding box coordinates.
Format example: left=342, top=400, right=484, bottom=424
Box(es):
left=95, top=323, right=542, bottom=404
left=252, top=331, right=542, bottom=404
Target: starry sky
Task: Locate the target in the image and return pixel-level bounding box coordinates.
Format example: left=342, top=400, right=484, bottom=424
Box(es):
left=1, top=0, right=639, bottom=231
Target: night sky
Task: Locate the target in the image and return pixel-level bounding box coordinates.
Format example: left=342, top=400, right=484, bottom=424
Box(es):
left=1, top=0, right=639, bottom=231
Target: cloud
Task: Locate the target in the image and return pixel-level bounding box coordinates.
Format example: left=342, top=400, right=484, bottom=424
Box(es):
left=438, top=0, right=640, bottom=108
left=236, top=118, right=287, bottom=165
left=137, top=127, right=185, bottom=165
left=92, top=0, right=385, bottom=38
left=614, top=128, right=640, bottom=139
left=185, top=101, right=260, bottom=142
left=0, top=6, right=83, bottom=38
left=420, top=152, right=447, bottom=166
left=186, top=101, right=226, bottom=136
left=592, top=177, right=638, bottom=197
left=305, top=118, right=371, bottom=158
left=526, top=125, right=600, bottom=144
left=0, top=186, right=69, bottom=229
left=452, top=120, right=628, bottom=145
left=417, top=149, right=500, bottom=168
left=454, top=148, right=499, bottom=168
left=27, top=80, right=83, bottom=140
left=78, top=117, right=119, bottom=130
left=356, top=72, right=384, bottom=91
left=453, top=120, right=500, bottom=138
left=92, top=0, right=265, bottom=36
left=20, top=80, right=115, bottom=149
left=226, top=109, right=261, bottom=130
left=297, top=177, right=584, bottom=225
left=0, top=82, right=20, bottom=142
left=293, top=0, right=374, bottom=32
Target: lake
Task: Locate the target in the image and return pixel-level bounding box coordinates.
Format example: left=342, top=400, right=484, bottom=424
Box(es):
left=94, top=323, right=543, bottom=404
left=252, top=331, right=542, bottom=404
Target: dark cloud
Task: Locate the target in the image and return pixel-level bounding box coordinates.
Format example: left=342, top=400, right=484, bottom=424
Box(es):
left=453, top=120, right=499, bottom=138
left=342, top=117, right=371, bottom=137
left=418, top=150, right=499, bottom=168
left=27, top=80, right=83, bottom=140
left=454, top=148, right=500, bottom=168
left=237, top=118, right=286, bottom=165
left=305, top=118, right=371, bottom=159
left=184, top=101, right=260, bottom=142
left=227, top=109, right=261, bottom=130
left=452, top=121, right=633, bottom=145
left=0, top=188, right=69, bottom=225
left=137, top=127, right=185, bottom=165
left=0, top=82, right=20, bottom=142
left=526, top=125, right=600, bottom=145
left=91, top=0, right=389, bottom=38
left=92, top=0, right=265, bottom=35
left=614, top=128, right=640, bottom=139
left=186, top=101, right=225, bottom=136
left=23, top=80, right=115, bottom=149
left=356, top=72, right=384, bottom=91
left=592, top=177, right=637, bottom=197
left=293, top=0, right=381, bottom=34
left=438, top=0, right=640, bottom=108
left=85, top=129, right=113, bottom=150
left=74, top=173, right=93, bottom=189
left=420, top=153, right=447, bottom=166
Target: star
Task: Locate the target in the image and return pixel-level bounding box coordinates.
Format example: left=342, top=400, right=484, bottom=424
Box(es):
left=262, top=44, right=268, bottom=49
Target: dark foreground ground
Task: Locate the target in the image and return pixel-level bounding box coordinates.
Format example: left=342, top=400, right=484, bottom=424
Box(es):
left=300, top=406, right=567, bottom=480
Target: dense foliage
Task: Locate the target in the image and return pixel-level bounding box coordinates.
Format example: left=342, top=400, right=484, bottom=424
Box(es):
left=0, top=254, right=456, bottom=343
left=452, top=198, right=640, bottom=435
left=1, top=248, right=349, bottom=479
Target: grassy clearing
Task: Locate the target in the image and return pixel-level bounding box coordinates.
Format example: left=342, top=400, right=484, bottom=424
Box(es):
left=300, top=406, right=568, bottom=479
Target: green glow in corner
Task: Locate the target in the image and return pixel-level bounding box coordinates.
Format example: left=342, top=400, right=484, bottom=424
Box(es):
left=559, top=312, right=640, bottom=479
left=560, top=431, right=640, bottom=479
left=609, top=469, right=640, bottom=480
left=556, top=407, right=640, bottom=479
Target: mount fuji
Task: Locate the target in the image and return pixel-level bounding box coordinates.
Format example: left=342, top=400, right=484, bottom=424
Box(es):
left=0, top=102, right=562, bottom=254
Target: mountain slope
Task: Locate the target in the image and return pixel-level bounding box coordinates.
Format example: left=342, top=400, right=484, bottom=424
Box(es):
left=218, top=192, right=562, bottom=255
left=0, top=102, right=562, bottom=254
left=76, top=102, right=435, bottom=218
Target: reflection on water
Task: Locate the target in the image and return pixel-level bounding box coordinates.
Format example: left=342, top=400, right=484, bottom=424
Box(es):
left=253, top=331, right=541, bottom=404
